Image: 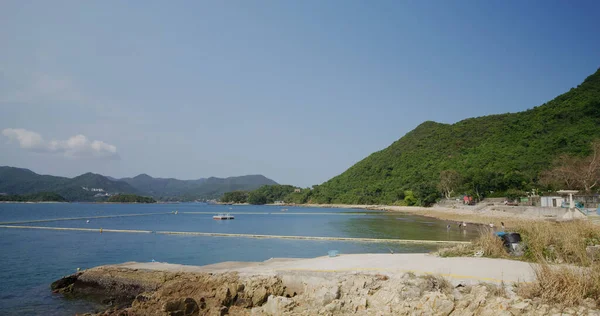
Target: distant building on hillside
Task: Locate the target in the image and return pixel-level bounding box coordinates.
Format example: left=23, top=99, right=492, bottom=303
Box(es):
left=294, top=188, right=301, bottom=193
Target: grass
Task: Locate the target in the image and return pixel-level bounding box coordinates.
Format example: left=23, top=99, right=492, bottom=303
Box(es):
left=438, top=227, right=508, bottom=258
left=484, top=281, right=508, bottom=298
left=419, top=274, right=454, bottom=295
left=439, top=219, right=600, bottom=306
left=516, top=264, right=600, bottom=306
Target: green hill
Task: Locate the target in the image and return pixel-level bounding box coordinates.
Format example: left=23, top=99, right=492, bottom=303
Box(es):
left=309, top=68, right=600, bottom=205
left=0, top=166, right=278, bottom=202
left=120, top=174, right=278, bottom=201
left=0, top=167, right=139, bottom=201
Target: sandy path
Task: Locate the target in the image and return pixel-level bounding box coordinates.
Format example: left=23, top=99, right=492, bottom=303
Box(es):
left=111, top=253, right=534, bottom=284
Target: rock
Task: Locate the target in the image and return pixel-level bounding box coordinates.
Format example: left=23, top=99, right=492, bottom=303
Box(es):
left=324, top=300, right=343, bottom=312
left=262, top=295, right=295, bottom=315
left=162, top=298, right=199, bottom=316
left=418, top=292, right=455, bottom=316
left=399, top=285, right=422, bottom=300
left=349, top=297, right=367, bottom=312
left=509, top=301, right=530, bottom=315
left=251, top=287, right=268, bottom=307
left=465, top=285, right=488, bottom=312
left=131, top=293, right=151, bottom=308
left=50, top=273, right=80, bottom=293
left=216, top=286, right=232, bottom=306
left=218, top=305, right=228, bottom=316
left=314, top=285, right=340, bottom=306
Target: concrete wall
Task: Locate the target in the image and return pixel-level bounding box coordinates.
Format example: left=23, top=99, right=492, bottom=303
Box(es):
left=489, top=206, right=568, bottom=218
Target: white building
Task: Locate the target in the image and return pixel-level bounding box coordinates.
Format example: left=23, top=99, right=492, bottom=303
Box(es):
left=540, top=196, right=564, bottom=208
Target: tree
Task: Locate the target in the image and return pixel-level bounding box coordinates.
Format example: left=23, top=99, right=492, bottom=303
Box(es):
left=247, top=192, right=267, bottom=205
left=403, top=190, right=417, bottom=206
left=221, top=191, right=248, bottom=203
left=438, top=170, right=462, bottom=199
left=540, top=140, right=600, bottom=192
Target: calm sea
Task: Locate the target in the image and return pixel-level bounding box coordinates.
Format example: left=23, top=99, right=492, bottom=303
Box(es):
left=0, top=203, right=479, bottom=315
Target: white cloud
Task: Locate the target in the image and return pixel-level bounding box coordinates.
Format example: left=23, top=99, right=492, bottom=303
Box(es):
left=2, top=128, right=118, bottom=159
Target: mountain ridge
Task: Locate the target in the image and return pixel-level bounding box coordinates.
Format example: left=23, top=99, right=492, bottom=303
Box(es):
left=0, top=166, right=278, bottom=201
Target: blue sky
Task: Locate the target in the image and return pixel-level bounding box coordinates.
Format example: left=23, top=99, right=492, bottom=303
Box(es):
left=0, top=1, right=599, bottom=187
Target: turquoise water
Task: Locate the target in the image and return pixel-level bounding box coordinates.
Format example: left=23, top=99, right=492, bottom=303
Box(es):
left=0, top=203, right=478, bottom=315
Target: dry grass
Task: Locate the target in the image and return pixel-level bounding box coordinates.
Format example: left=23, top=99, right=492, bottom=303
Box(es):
left=511, top=220, right=600, bottom=266
left=440, top=219, right=600, bottom=306
left=516, top=263, right=600, bottom=306
left=482, top=282, right=508, bottom=298
left=441, top=219, right=600, bottom=265
left=419, top=274, right=454, bottom=295
left=438, top=227, right=508, bottom=258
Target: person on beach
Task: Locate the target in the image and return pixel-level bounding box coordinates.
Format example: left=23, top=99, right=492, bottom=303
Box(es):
left=501, top=222, right=505, bottom=231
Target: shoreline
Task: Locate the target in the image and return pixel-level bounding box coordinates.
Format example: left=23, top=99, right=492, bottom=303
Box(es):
left=269, top=203, right=549, bottom=226
left=51, top=254, right=596, bottom=315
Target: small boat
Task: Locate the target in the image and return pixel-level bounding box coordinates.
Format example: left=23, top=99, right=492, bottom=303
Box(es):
left=213, top=213, right=235, bottom=220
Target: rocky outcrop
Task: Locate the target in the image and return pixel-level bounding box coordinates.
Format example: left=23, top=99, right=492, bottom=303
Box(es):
left=53, top=267, right=600, bottom=315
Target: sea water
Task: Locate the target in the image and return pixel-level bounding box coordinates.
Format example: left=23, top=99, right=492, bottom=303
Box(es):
left=0, top=203, right=479, bottom=315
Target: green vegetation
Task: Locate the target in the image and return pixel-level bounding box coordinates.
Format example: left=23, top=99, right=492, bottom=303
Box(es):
left=220, top=185, right=309, bottom=205
left=119, top=174, right=278, bottom=201
left=0, top=166, right=277, bottom=202
left=0, top=167, right=139, bottom=201
left=107, top=194, right=156, bottom=203
left=247, top=185, right=297, bottom=205
left=307, top=68, right=600, bottom=206
left=0, top=192, right=67, bottom=202
left=220, top=191, right=249, bottom=203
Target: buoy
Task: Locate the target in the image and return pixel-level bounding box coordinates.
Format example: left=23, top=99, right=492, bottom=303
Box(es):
left=77, top=267, right=81, bottom=272
left=100, top=228, right=103, bottom=233
left=86, top=220, right=90, bottom=223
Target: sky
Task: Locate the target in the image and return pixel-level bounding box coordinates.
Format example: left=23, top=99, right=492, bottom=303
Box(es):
left=0, top=1, right=599, bottom=187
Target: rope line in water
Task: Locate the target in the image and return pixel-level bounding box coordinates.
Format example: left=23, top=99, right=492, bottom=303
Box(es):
left=181, top=211, right=378, bottom=216
left=0, top=211, right=386, bottom=225
left=0, top=224, right=470, bottom=245
left=0, top=212, right=172, bottom=225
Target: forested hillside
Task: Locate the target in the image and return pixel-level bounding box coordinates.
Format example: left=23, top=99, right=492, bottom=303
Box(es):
left=120, top=174, right=278, bottom=201
left=0, top=167, right=138, bottom=201
left=0, top=192, right=67, bottom=202
left=308, top=68, right=600, bottom=205
left=0, top=166, right=278, bottom=202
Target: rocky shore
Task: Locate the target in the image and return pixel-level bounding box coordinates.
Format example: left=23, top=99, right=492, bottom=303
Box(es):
left=51, top=255, right=598, bottom=315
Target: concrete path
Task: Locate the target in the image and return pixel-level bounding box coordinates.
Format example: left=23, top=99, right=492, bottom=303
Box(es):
left=112, top=253, right=535, bottom=284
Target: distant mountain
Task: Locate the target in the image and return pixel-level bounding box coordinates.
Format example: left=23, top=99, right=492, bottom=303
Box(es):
left=308, top=68, right=600, bottom=205
left=0, top=167, right=138, bottom=201
left=120, top=174, right=278, bottom=200
left=0, top=166, right=278, bottom=201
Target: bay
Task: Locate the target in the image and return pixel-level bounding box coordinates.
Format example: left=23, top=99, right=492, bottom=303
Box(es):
left=0, top=203, right=478, bottom=315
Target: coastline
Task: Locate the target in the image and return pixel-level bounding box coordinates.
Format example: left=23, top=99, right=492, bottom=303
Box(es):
left=272, top=203, right=545, bottom=226
left=51, top=254, right=596, bottom=315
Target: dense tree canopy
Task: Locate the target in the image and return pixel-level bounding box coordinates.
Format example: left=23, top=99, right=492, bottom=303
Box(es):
left=220, top=185, right=307, bottom=205
left=221, top=191, right=249, bottom=203
left=0, top=192, right=67, bottom=202
left=107, top=194, right=156, bottom=203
